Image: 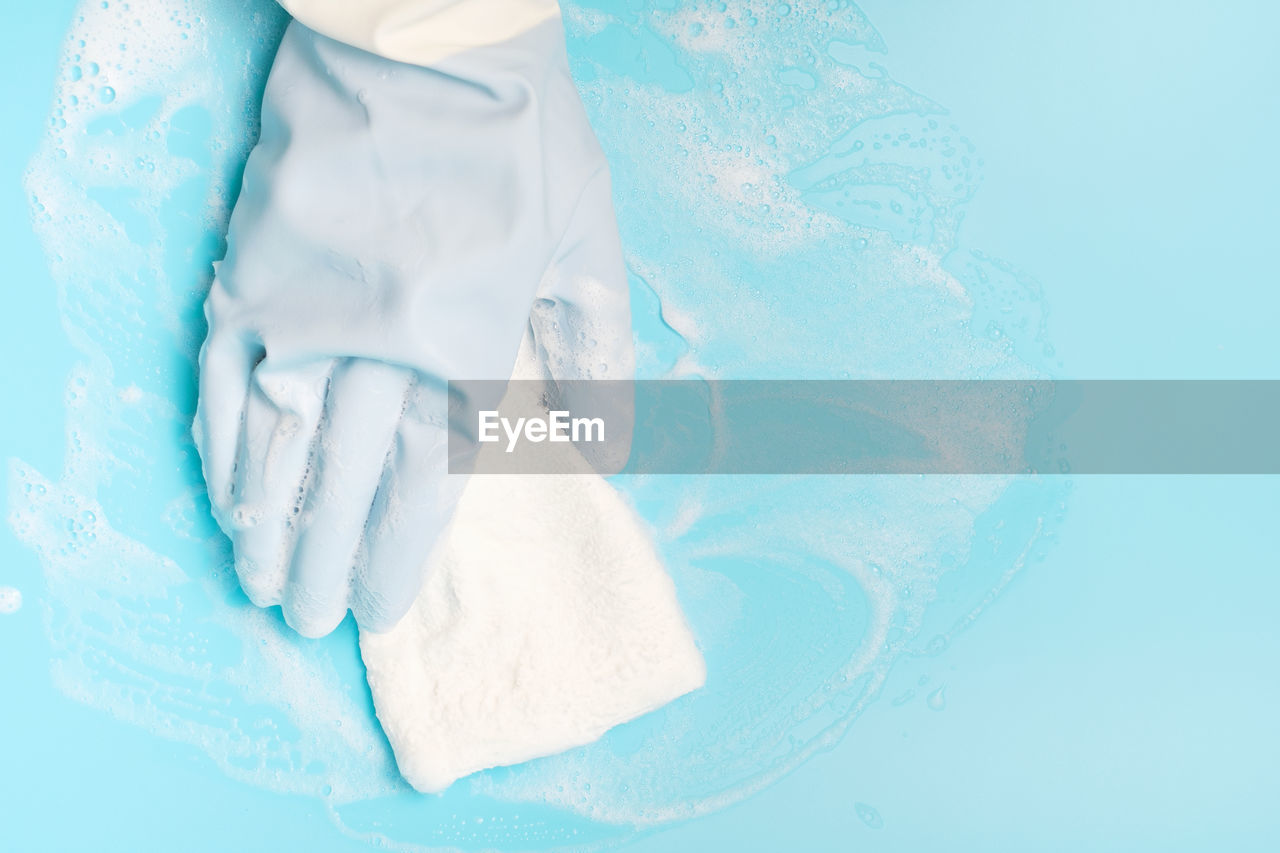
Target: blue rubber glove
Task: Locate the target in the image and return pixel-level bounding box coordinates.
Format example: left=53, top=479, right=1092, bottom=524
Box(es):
left=195, top=13, right=631, bottom=637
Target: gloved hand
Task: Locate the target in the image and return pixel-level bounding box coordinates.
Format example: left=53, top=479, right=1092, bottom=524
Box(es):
left=195, top=9, right=632, bottom=638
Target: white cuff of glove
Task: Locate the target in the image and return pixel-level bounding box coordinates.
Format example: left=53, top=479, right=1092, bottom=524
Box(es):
left=276, top=0, right=562, bottom=66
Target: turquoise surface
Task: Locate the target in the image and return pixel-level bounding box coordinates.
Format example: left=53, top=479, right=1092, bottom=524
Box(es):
left=2, top=1, right=1277, bottom=850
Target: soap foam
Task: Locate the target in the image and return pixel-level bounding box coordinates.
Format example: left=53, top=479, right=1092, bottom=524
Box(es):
left=16, top=0, right=397, bottom=804
left=0, top=586, right=21, bottom=615
left=14, top=0, right=1067, bottom=847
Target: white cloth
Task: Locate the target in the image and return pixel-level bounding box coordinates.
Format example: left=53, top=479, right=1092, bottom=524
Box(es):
left=360, top=351, right=705, bottom=793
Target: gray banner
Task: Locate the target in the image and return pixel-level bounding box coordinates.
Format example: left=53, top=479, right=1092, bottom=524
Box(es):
left=446, top=380, right=1280, bottom=475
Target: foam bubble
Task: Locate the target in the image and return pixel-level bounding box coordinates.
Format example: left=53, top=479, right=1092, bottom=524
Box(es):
left=0, top=586, right=21, bottom=615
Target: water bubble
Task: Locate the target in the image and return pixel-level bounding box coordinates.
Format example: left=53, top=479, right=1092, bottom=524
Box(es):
left=98, top=86, right=116, bottom=104
left=854, top=802, right=884, bottom=829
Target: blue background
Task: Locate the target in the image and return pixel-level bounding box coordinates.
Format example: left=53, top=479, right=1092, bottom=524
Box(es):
left=2, top=1, right=1277, bottom=850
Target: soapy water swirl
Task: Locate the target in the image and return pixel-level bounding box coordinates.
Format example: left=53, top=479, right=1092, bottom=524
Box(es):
left=12, top=0, right=1066, bottom=848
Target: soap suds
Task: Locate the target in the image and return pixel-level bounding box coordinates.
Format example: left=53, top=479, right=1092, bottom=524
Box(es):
left=0, top=586, right=21, bottom=615
left=14, top=0, right=1067, bottom=848
left=16, top=0, right=398, bottom=804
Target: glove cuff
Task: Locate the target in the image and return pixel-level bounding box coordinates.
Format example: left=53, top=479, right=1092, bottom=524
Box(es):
left=276, top=0, right=562, bottom=67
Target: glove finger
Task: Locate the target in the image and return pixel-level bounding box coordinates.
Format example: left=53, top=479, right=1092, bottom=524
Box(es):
left=283, top=359, right=411, bottom=638
left=195, top=327, right=260, bottom=529
left=230, top=359, right=332, bottom=607
left=352, top=383, right=459, bottom=632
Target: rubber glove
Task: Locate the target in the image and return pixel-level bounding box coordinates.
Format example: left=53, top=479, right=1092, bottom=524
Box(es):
left=195, top=8, right=632, bottom=638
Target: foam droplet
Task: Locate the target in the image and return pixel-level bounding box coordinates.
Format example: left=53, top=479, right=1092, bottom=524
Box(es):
left=0, top=586, right=22, bottom=615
